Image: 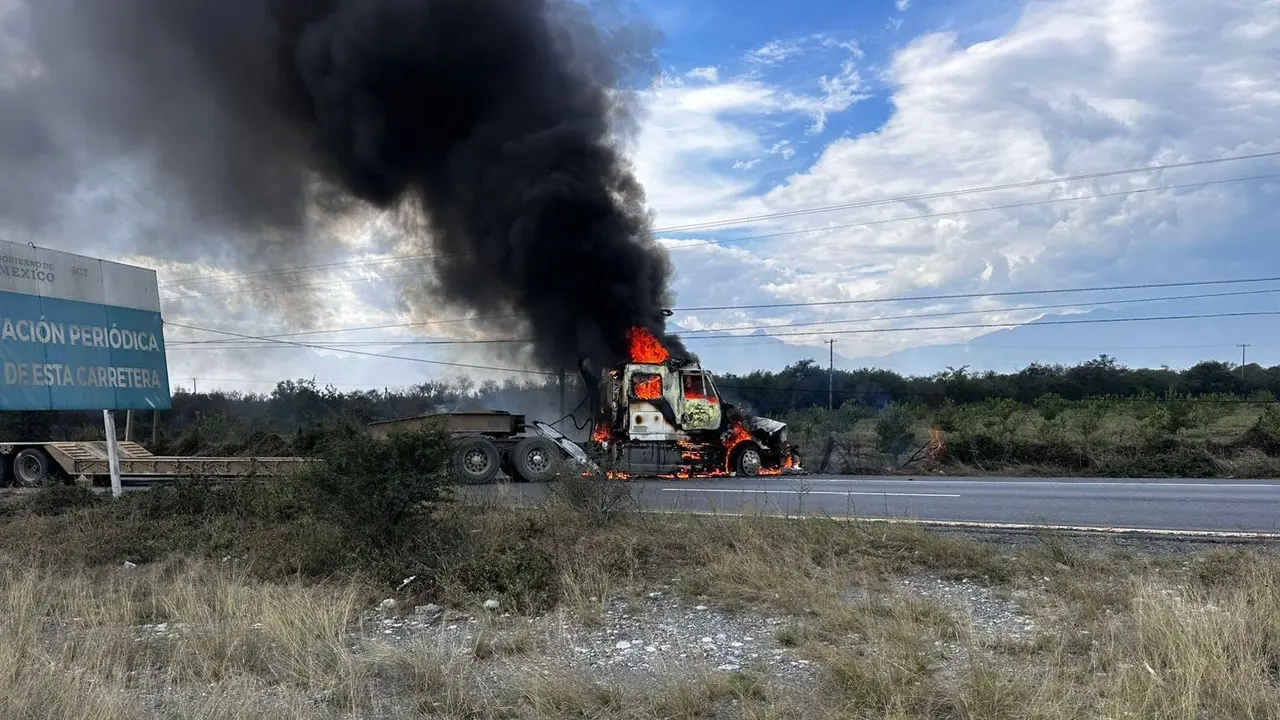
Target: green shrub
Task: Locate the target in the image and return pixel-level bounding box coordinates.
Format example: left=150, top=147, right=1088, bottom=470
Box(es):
left=292, top=421, right=456, bottom=547
left=875, top=404, right=918, bottom=455
left=23, top=485, right=102, bottom=516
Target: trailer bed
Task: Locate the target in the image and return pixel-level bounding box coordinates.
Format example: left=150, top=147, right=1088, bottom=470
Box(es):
left=1, top=441, right=310, bottom=483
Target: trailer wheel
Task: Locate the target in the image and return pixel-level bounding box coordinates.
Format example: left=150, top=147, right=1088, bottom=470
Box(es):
left=12, top=448, right=53, bottom=488
left=511, top=437, right=561, bottom=483
left=731, top=444, right=763, bottom=477
left=453, top=437, right=500, bottom=485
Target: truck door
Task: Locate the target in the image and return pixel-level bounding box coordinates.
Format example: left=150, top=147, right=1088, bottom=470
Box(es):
left=679, top=371, right=722, bottom=432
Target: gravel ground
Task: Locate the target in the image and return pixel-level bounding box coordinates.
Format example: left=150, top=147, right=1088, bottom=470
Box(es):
left=338, top=526, right=1270, bottom=694
left=360, top=590, right=819, bottom=690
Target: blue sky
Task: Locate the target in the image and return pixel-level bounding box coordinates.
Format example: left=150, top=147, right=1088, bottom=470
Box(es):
left=18, top=0, right=1280, bottom=389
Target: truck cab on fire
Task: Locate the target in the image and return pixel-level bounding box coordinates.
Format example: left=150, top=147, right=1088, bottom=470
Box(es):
left=595, top=351, right=797, bottom=478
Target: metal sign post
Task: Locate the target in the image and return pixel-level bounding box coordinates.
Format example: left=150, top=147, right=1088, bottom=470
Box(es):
left=103, top=410, right=123, bottom=498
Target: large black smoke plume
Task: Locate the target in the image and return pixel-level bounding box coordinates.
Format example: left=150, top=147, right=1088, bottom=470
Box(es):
left=0, top=0, right=686, bottom=370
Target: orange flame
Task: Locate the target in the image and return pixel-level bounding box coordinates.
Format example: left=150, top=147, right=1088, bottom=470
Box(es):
left=721, top=421, right=753, bottom=471
left=627, top=326, right=669, bottom=364
left=632, top=374, right=663, bottom=400
left=592, top=422, right=612, bottom=445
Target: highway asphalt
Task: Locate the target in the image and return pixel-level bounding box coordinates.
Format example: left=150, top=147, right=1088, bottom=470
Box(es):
left=469, top=474, right=1280, bottom=535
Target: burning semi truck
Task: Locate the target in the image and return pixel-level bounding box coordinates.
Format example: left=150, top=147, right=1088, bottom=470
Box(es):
left=582, top=326, right=801, bottom=479
left=367, top=326, right=803, bottom=483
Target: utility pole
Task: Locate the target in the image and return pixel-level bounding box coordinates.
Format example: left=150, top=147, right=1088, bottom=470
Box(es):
left=192, top=378, right=198, bottom=394
left=1239, top=344, right=1251, bottom=379
left=827, top=339, right=837, bottom=410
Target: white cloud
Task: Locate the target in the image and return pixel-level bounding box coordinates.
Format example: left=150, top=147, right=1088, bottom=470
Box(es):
left=749, top=39, right=803, bottom=65
left=896, top=0, right=911, bottom=12
left=637, top=0, right=1280, bottom=358
left=686, top=66, right=719, bottom=82
left=768, top=140, right=795, bottom=159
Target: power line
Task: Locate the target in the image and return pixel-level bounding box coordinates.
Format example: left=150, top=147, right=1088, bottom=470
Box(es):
left=166, top=286, right=1280, bottom=350
left=691, top=310, right=1280, bottom=340
left=162, top=268, right=435, bottom=300
left=675, top=287, right=1280, bottom=335
left=165, top=275, right=1280, bottom=348
left=654, top=149, right=1280, bottom=234
left=166, top=310, right=1280, bottom=355
left=153, top=151, right=1280, bottom=289
left=661, top=172, right=1280, bottom=253
left=160, top=253, right=440, bottom=288
left=677, top=274, right=1280, bottom=312
left=162, top=321, right=558, bottom=377
left=158, top=172, right=1280, bottom=302
left=166, top=314, right=524, bottom=346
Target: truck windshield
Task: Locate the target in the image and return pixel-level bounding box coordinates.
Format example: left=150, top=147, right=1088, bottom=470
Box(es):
left=682, top=373, right=717, bottom=402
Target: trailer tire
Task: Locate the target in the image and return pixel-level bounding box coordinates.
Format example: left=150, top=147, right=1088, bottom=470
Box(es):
left=731, top=443, right=763, bottom=477
left=12, top=448, right=53, bottom=488
left=511, top=437, right=561, bottom=483
left=453, top=437, right=501, bottom=485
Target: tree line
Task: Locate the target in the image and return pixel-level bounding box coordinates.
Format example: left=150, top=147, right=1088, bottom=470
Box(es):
left=717, top=355, right=1278, bottom=416
left=1, top=355, right=1276, bottom=443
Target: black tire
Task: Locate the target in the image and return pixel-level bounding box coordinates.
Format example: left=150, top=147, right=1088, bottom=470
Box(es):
left=731, top=443, right=763, bottom=477
left=453, top=437, right=500, bottom=485
left=511, top=437, right=562, bottom=483
left=12, top=448, right=53, bottom=488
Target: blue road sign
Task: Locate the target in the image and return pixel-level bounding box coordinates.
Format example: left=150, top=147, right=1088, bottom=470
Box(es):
left=0, top=240, right=170, bottom=411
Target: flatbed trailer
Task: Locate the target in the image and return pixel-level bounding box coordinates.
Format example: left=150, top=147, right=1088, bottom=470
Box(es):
left=368, top=410, right=595, bottom=484
left=0, top=440, right=311, bottom=488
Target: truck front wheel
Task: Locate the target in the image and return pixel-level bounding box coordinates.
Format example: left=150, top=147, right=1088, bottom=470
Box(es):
left=12, top=448, right=53, bottom=488
left=512, top=437, right=561, bottom=483
left=453, top=437, right=500, bottom=484
left=732, top=444, right=763, bottom=477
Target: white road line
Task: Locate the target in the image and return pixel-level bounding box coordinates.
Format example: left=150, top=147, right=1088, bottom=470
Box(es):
left=640, top=509, right=1280, bottom=538
left=787, top=479, right=1279, bottom=489
left=659, top=488, right=961, bottom=498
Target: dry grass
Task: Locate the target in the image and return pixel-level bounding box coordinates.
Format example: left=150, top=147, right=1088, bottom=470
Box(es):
left=3, top=488, right=1280, bottom=718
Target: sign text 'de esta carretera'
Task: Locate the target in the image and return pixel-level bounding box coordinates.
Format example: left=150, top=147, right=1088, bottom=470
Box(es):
left=0, top=239, right=170, bottom=411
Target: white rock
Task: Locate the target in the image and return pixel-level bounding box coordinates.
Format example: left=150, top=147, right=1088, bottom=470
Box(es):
left=122, top=561, right=137, bottom=570
left=730, top=641, right=744, bottom=648
left=694, top=605, right=709, bottom=611
left=645, top=645, right=657, bottom=653
left=483, top=599, right=501, bottom=611
left=378, top=599, right=397, bottom=612
left=615, top=641, right=632, bottom=650
left=717, top=664, right=741, bottom=671
left=699, top=637, right=714, bottom=644
left=647, top=592, right=663, bottom=599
